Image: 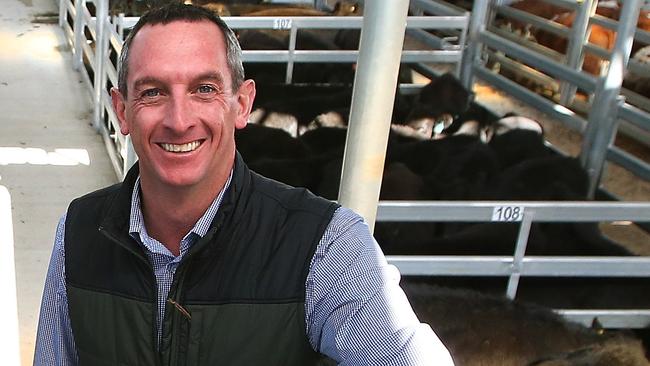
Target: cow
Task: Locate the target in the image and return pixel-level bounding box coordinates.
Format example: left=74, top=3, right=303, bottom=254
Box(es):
left=234, top=123, right=310, bottom=163
left=405, top=73, right=474, bottom=125
left=401, top=282, right=649, bottom=366
left=533, top=12, right=616, bottom=76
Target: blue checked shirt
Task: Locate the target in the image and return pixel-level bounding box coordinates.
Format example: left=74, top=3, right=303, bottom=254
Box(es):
left=34, top=174, right=454, bottom=366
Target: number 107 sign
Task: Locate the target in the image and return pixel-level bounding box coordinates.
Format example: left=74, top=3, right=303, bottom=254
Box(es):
left=491, top=206, right=524, bottom=222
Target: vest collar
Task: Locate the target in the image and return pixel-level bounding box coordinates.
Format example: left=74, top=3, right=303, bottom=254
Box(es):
left=98, top=152, right=253, bottom=260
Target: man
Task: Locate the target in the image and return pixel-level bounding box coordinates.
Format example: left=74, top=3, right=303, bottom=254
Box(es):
left=34, top=4, right=454, bottom=365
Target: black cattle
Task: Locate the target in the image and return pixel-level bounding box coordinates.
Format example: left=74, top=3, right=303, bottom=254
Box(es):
left=437, top=102, right=501, bottom=139
left=528, top=339, right=648, bottom=366
left=247, top=151, right=340, bottom=193
left=253, top=84, right=353, bottom=128
left=401, top=282, right=649, bottom=366
left=405, top=73, right=473, bottom=124
left=297, top=126, right=348, bottom=155
left=489, top=156, right=586, bottom=201
left=235, top=123, right=309, bottom=163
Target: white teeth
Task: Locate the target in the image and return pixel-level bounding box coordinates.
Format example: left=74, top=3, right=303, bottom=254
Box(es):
left=160, top=140, right=201, bottom=153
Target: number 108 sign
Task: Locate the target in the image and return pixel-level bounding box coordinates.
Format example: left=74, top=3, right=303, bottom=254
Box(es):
left=491, top=206, right=524, bottom=222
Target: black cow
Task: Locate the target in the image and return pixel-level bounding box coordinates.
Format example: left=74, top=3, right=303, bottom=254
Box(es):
left=235, top=123, right=310, bottom=163
left=401, top=282, right=649, bottom=366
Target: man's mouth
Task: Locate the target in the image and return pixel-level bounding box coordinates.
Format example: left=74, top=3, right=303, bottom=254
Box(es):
left=158, top=140, right=203, bottom=153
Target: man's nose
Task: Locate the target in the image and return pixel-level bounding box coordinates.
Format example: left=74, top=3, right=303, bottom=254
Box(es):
left=163, top=95, right=194, bottom=132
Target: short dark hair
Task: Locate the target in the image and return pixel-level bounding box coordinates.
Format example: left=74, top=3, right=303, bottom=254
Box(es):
left=117, top=3, right=244, bottom=97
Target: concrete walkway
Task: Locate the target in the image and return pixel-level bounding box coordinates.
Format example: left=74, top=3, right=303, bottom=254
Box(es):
left=0, top=0, right=118, bottom=363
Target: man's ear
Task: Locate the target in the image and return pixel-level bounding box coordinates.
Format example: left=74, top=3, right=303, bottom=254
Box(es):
left=234, top=79, right=256, bottom=130
left=111, top=87, right=129, bottom=135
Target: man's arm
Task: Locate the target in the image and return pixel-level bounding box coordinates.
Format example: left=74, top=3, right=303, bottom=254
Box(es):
left=33, top=215, right=79, bottom=366
left=305, top=207, right=454, bottom=365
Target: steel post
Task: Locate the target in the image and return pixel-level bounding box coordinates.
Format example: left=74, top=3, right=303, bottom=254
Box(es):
left=59, top=0, right=66, bottom=27
left=92, top=0, right=109, bottom=131
left=580, top=0, right=642, bottom=198
left=72, top=0, right=84, bottom=70
left=337, top=0, right=409, bottom=232
left=559, top=0, right=596, bottom=106
left=459, top=0, right=490, bottom=89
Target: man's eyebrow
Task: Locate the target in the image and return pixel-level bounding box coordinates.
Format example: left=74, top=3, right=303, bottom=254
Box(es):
left=132, top=77, right=163, bottom=92
left=193, top=72, right=225, bottom=86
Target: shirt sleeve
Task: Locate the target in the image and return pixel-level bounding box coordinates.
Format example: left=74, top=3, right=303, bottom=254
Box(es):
left=305, top=207, right=454, bottom=366
left=33, top=214, right=79, bottom=366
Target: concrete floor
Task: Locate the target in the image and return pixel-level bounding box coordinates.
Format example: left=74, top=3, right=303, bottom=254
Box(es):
left=0, top=0, right=118, bottom=364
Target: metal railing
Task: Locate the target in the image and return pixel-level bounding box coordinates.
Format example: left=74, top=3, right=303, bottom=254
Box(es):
left=379, top=201, right=650, bottom=329
left=459, top=0, right=650, bottom=198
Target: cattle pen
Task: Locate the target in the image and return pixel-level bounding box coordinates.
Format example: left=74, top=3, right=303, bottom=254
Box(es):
left=56, top=0, right=650, bottom=335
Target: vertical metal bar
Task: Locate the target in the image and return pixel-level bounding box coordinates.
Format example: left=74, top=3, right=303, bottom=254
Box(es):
left=580, top=0, right=641, bottom=198
left=118, top=13, right=125, bottom=39
left=337, top=0, right=410, bottom=231
left=93, top=0, right=109, bottom=131
left=285, top=25, right=298, bottom=84
left=559, top=0, right=596, bottom=106
left=0, top=187, right=20, bottom=366
left=455, top=11, right=470, bottom=77
left=459, top=0, right=490, bottom=89
left=314, top=0, right=326, bottom=11
left=72, top=0, right=85, bottom=70
left=506, top=211, right=534, bottom=299
left=59, top=0, right=66, bottom=27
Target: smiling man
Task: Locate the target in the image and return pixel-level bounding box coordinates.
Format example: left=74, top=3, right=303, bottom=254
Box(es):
left=33, top=3, right=454, bottom=366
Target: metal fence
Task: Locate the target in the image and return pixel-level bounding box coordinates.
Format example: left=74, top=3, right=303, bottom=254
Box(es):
left=379, top=200, right=650, bottom=329
left=56, top=0, right=650, bottom=330
left=457, top=0, right=650, bottom=198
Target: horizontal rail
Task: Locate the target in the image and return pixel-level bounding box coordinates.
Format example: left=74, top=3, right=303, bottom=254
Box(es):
left=387, top=256, right=650, bottom=276
left=118, top=15, right=469, bottom=30
left=480, top=31, right=598, bottom=93
left=241, top=49, right=462, bottom=63
left=619, top=102, right=650, bottom=133
left=411, top=0, right=466, bottom=16
left=496, top=5, right=568, bottom=37
left=591, top=14, right=650, bottom=45
left=606, top=146, right=650, bottom=182
left=376, top=201, right=650, bottom=222
left=473, top=65, right=587, bottom=132
left=556, top=309, right=650, bottom=329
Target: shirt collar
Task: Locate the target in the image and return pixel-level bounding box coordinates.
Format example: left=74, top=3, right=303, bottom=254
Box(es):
left=129, top=171, right=233, bottom=242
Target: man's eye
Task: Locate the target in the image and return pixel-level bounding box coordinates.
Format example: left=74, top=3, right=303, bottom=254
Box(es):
left=142, top=89, right=160, bottom=98
left=197, top=85, right=216, bottom=94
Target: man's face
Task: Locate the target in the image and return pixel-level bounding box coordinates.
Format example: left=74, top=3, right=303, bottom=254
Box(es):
left=112, top=20, right=255, bottom=190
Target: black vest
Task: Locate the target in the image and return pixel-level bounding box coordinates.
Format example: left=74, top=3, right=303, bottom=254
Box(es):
left=65, top=154, right=339, bottom=365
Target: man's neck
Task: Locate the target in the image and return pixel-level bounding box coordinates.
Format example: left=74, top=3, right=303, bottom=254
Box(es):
left=139, top=171, right=229, bottom=256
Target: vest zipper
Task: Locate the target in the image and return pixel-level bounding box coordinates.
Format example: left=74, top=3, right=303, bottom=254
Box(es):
left=169, top=262, right=190, bottom=366
left=166, top=224, right=220, bottom=366
left=98, top=226, right=162, bottom=366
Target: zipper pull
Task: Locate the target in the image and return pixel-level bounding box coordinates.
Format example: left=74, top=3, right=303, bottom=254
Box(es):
left=167, top=298, right=192, bottom=320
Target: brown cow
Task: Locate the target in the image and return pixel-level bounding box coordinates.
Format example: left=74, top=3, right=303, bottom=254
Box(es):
left=534, top=12, right=616, bottom=76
